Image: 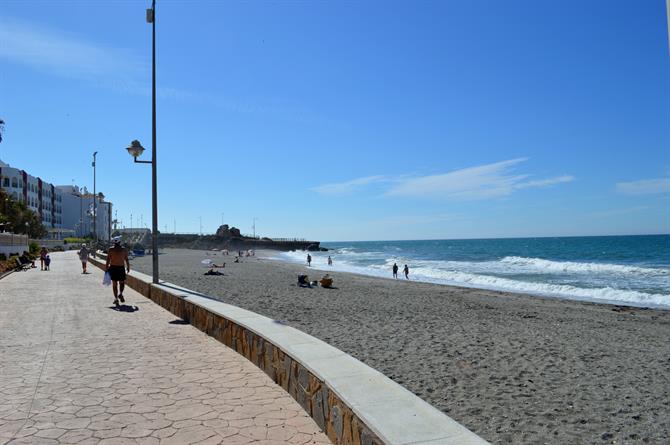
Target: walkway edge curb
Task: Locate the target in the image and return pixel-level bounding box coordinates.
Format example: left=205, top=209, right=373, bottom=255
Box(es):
left=90, top=256, right=489, bottom=445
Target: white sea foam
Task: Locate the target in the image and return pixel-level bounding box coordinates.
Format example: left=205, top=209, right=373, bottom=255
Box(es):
left=500, top=256, right=668, bottom=276
left=273, top=250, right=670, bottom=309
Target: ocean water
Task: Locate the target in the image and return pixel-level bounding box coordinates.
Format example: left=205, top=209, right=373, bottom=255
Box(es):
left=276, top=235, right=670, bottom=309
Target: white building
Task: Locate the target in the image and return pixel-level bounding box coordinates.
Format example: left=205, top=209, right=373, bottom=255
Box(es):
left=0, top=160, right=63, bottom=232
left=0, top=160, right=113, bottom=241
left=56, top=186, right=113, bottom=241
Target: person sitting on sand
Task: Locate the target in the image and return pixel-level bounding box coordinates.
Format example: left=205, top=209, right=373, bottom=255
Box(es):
left=298, top=274, right=311, bottom=288
left=320, top=274, right=333, bottom=288
left=209, top=263, right=225, bottom=268
left=204, top=269, right=224, bottom=276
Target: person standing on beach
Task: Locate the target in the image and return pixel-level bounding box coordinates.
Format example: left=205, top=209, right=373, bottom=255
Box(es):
left=307, top=253, right=312, bottom=267
left=105, top=239, right=130, bottom=307
left=403, top=264, right=409, bottom=280
left=328, top=255, right=333, bottom=266
left=78, top=244, right=89, bottom=274
left=392, top=263, right=398, bottom=279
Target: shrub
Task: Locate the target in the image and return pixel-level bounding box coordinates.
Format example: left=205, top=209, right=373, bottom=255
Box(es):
left=64, top=237, right=89, bottom=244
left=0, top=253, right=6, bottom=261
left=29, top=241, right=39, bottom=255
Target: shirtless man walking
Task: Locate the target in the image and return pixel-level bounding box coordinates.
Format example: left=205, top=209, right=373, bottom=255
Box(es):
left=105, top=238, right=130, bottom=307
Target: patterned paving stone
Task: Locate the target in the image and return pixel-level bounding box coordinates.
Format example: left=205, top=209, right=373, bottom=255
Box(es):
left=0, top=253, right=330, bottom=444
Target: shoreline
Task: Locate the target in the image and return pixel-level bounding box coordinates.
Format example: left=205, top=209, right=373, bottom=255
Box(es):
left=133, top=248, right=670, bottom=444
left=269, top=249, right=670, bottom=311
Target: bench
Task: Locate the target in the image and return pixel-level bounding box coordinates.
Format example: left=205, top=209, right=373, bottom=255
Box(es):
left=15, top=257, right=32, bottom=271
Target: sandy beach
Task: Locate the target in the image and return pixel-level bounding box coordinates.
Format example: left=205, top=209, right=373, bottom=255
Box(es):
left=132, top=248, right=670, bottom=444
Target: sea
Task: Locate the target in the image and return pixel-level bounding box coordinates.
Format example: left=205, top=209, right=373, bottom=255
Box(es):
left=276, top=235, right=670, bottom=309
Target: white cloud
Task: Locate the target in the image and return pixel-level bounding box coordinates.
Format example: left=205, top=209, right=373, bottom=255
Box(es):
left=0, top=17, right=144, bottom=83
left=616, top=178, right=670, bottom=195
left=312, top=159, right=574, bottom=200
left=515, top=175, right=575, bottom=189
left=311, top=175, right=388, bottom=195
left=386, top=159, right=573, bottom=199
left=386, top=158, right=528, bottom=198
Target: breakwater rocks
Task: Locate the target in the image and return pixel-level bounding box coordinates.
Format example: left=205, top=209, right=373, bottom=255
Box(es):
left=157, top=225, right=326, bottom=252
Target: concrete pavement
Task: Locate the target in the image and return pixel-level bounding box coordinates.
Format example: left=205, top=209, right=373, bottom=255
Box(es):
left=0, top=252, right=331, bottom=445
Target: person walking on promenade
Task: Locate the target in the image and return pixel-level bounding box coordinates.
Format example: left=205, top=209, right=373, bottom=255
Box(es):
left=78, top=244, right=89, bottom=274
left=40, top=247, right=48, bottom=271
left=403, top=264, right=410, bottom=280
left=307, top=253, right=312, bottom=267
left=105, top=239, right=130, bottom=307
left=392, top=262, right=398, bottom=279
left=328, top=255, right=333, bottom=266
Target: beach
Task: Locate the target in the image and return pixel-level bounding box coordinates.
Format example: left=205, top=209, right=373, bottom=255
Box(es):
left=132, top=248, right=670, bottom=444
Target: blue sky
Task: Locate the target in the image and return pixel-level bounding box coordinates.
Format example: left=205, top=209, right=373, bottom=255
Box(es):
left=1, top=0, right=668, bottom=241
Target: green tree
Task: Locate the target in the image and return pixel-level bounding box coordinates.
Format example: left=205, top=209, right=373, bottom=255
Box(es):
left=0, top=188, right=47, bottom=238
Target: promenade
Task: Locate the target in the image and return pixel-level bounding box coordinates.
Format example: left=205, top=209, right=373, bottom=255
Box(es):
left=0, top=252, right=331, bottom=445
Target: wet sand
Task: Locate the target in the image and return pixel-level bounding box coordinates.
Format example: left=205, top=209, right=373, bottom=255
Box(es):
left=132, top=248, right=670, bottom=444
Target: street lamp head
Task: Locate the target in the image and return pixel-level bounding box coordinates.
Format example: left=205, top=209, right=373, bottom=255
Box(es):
left=126, top=140, right=145, bottom=159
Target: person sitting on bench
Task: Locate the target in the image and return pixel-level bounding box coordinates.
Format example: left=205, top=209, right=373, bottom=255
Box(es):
left=19, top=251, right=36, bottom=268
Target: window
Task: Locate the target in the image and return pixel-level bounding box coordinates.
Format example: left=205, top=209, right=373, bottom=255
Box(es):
left=2, top=178, right=8, bottom=187
left=11, top=177, right=17, bottom=188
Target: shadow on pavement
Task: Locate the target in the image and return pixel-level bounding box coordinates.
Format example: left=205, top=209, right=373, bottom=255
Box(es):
left=168, top=319, right=189, bottom=325
left=109, top=304, right=139, bottom=312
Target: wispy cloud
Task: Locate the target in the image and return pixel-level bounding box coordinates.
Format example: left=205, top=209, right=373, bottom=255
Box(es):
left=312, top=159, right=574, bottom=199
left=616, top=178, right=670, bottom=195
left=386, top=158, right=528, bottom=198
left=311, top=175, right=388, bottom=195
left=515, top=175, right=575, bottom=189
left=386, top=159, right=573, bottom=199
left=0, top=16, right=338, bottom=127
left=0, top=17, right=144, bottom=84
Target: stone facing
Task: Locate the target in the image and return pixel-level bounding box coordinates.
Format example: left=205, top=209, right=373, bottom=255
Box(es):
left=90, top=257, right=487, bottom=445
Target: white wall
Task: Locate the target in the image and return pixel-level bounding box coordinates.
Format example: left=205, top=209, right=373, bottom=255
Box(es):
left=0, top=233, right=28, bottom=257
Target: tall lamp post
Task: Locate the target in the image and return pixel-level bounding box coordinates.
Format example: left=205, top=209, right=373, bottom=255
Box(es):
left=125, top=1, right=158, bottom=284
left=92, top=151, right=98, bottom=245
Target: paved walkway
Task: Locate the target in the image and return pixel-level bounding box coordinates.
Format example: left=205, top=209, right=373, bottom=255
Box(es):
left=0, top=252, right=331, bottom=445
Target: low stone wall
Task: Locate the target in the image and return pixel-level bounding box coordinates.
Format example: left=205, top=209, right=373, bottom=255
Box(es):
left=90, top=257, right=488, bottom=445
left=0, top=233, right=28, bottom=257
